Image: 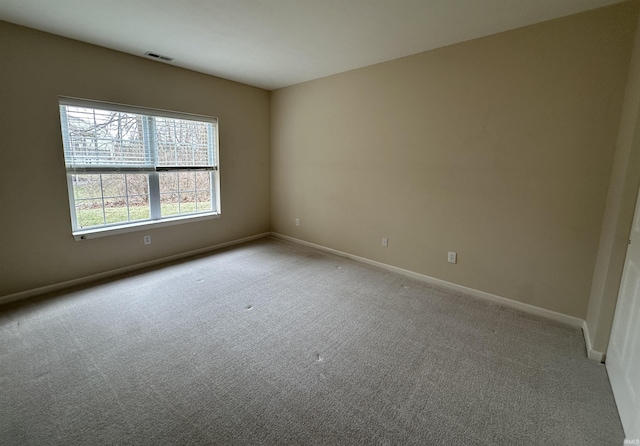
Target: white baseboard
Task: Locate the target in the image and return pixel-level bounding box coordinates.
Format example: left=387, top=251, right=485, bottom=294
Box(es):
left=582, top=320, right=606, bottom=363
left=3, top=230, right=604, bottom=363
left=271, top=232, right=593, bottom=336
left=0, top=232, right=271, bottom=306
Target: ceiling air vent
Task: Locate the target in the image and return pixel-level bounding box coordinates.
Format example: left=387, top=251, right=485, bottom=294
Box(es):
left=144, top=51, right=173, bottom=62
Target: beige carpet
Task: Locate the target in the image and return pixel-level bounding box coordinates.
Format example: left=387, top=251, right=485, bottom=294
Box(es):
left=0, top=237, right=624, bottom=445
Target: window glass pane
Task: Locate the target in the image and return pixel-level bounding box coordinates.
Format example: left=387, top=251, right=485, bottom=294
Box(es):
left=72, top=174, right=102, bottom=200
left=159, top=171, right=210, bottom=217
left=101, top=174, right=127, bottom=224
left=179, top=171, right=196, bottom=191
left=71, top=173, right=151, bottom=228
left=129, top=203, right=151, bottom=221
left=159, top=171, right=179, bottom=216
left=180, top=192, right=197, bottom=213
left=105, top=205, right=128, bottom=225
left=159, top=170, right=176, bottom=215
left=125, top=174, right=150, bottom=221
left=159, top=172, right=178, bottom=193
left=196, top=190, right=212, bottom=212
left=195, top=171, right=211, bottom=190
left=161, top=193, right=180, bottom=216
left=75, top=199, right=104, bottom=228
left=125, top=174, right=149, bottom=198
left=100, top=174, right=126, bottom=198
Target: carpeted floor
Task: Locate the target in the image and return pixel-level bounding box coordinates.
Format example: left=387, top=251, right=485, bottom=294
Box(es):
left=0, top=237, right=624, bottom=445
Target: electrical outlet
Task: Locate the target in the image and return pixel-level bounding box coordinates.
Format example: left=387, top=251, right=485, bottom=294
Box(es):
left=144, top=235, right=151, bottom=245
left=295, top=218, right=300, bottom=227
left=382, top=237, right=388, bottom=247
left=448, top=251, right=457, bottom=264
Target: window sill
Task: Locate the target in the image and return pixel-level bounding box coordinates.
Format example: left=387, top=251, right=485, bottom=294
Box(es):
left=73, top=212, right=220, bottom=241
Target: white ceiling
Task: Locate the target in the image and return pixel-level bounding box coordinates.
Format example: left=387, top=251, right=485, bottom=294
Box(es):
left=0, top=0, right=625, bottom=90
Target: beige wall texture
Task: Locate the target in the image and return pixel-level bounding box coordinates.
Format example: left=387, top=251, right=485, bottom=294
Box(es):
left=587, top=5, right=640, bottom=353
left=271, top=2, right=638, bottom=319
left=0, top=21, right=270, bottom=298
left=2, top=1, right=640, bottom=346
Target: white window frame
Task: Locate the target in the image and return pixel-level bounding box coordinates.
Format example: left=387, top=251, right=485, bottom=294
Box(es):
left=59, top=97, right=221, bottom=241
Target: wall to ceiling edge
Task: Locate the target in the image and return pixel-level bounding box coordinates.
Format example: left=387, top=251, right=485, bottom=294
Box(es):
left=270, top=2, right=639, bottom=327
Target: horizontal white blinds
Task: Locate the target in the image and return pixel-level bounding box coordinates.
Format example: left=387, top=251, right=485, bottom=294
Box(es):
left=155, top=116, right=215, bottom=167
left=60, top=98, right=217, bottom=172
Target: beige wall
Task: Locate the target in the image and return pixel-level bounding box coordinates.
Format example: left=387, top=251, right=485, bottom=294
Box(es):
left=0, top=21, right=270, bottom=298
left=587, top=5, right=640, bottom=353
left=271, top=2, right=638, bottom=319
left=2, top=2, right=639, bottom=336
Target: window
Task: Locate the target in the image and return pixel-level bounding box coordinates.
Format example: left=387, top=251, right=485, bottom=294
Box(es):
left=59, top=98, right=220, bottom=240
